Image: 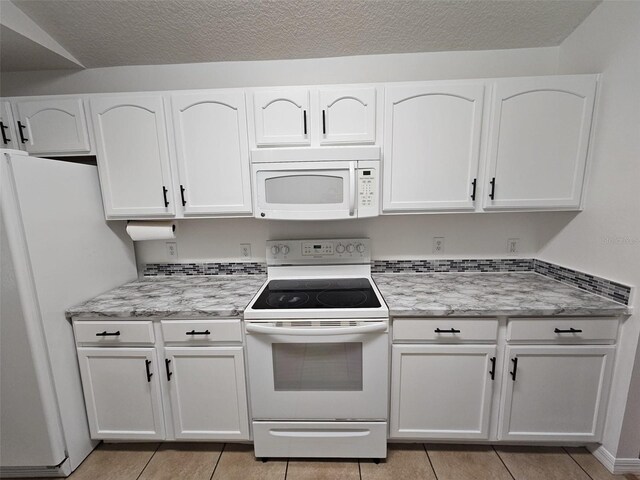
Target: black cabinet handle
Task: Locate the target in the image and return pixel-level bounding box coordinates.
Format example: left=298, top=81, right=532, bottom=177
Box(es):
left=434, top=328, right=461, bottom=334
left=470, top=178, right=477, bottom=201
left=95, top=330, right=120, bottom=336
left=490, top=356, right=496, bottom=380
left=145, top=359, right=153, bottom=382
left=186, top=329, right=211, bottom=336
left=322, top=110, right=326, bottom=135
left=180, top=185, right=187, bottom=206
left=17, top=121, right=28, bottom=143
left=0, top=122, right=10, bottom=144
left=489, top=177, right=496, bottom=200
left=510, top=357, right=518, bottom=381
left=165, top=359, right=173, bottom=381
left=162, top=186, right=169, bottom=207
left=554, top=327, right=583, bottom=334
left=303, top=110, right=307, bottom=135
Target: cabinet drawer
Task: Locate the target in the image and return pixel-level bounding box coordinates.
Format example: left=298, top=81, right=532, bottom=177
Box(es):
left=507, top=317, right=619, bottom=344
left=393, top=318, right=498, bottom=343
left=161, top=319, right=242, bottom=344
left=74, top=321, right=154, bottom=346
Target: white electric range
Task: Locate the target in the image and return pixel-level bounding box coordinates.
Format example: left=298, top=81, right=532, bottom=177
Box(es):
left=244, top=238, right=389, bottom=460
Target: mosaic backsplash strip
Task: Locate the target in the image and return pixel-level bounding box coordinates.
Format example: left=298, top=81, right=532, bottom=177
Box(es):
left=534, top=260, right=631, bottom=305
left=142, top=258, right=631, bottom=305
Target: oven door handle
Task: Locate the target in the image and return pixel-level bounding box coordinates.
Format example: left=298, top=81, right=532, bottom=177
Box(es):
left=245, top=322, right=387, bottom=336
left=348, top=161, right=356, bottom=217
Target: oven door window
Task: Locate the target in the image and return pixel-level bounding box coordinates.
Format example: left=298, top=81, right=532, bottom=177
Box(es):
left=264, top=174, right=344, bottom=205
left=272, top=342, right=363, bottom=391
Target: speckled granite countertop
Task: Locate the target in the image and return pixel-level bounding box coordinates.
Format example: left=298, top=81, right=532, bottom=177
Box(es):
left=67, top=275, right=266, bottom=319
left=372, top=272, right=630, bottom=317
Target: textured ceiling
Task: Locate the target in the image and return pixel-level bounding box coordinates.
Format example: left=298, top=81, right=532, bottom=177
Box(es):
left=8, top=0, right=600, bottom=71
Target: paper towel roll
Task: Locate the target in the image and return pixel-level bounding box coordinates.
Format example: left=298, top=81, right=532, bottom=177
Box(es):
left=126, top=221, right=176, bottom=241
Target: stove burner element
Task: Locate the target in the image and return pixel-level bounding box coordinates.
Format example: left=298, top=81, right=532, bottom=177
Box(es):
left=317, top=290, right=368, bottom=308
left=267, top=292, right=310, bottom=308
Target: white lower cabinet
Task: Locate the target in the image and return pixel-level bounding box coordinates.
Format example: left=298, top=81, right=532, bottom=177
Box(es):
left=390, top=344, right=497, bottom=439
left=165, top=347, right=249, bottom=440
left=498, top=345, right=615, bottom=442
left=76, top=347, right=165, bottom=440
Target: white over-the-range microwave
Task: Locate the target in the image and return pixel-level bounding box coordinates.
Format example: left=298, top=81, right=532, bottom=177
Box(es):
left=250, top=146, right=380, bottom=220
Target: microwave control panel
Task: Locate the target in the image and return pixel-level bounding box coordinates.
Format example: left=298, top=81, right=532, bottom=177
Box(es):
left=358, top=166, right=378, bottom=218
left=267, top=238, right=371, bottom=265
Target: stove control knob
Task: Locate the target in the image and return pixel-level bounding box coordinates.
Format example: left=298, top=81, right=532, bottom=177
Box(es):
left=281, top=245, right=290, bottom=255
left=346, top=244, right=355, bottom=253
left=335, top=243, right=345, bottom=254
left=271, top=245, right=280, bottom=255
left=356, top=243, right=366, bottom=253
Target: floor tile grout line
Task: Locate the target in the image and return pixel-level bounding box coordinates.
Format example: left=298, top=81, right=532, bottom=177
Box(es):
left=492, top=445, right=517, bottom=480
left=208, top=442, right=226, bottom=480
left=358, top=458, right=362, bottom=480
left=422, top=444, right=439, bottom=480
left=562, top=446, right=596, bottom=480
left=284, top=457, right=289, bottom=480
left=135, top=442, right=162, bottom=480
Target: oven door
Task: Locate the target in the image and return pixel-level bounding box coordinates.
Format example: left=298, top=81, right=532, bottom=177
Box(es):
left=245, top=321, right=388, bottom=421
left=253, top=161, right=358, bottom=220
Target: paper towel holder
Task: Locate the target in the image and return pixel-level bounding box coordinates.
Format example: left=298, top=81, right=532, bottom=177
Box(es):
left=126, top=220, right=176, bottom=233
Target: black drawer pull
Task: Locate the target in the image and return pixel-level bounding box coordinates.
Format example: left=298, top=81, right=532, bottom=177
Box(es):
left=489, top=356, right=496, bottom=380
left=303, top=110, right=307, bottom=135
left=17, top=121, right=28, bottom=143
left=470, top=178, right=477, bottom=201
left=145, top=359, right=153, bottom=382
left=434, top=328, right=461, bottom=334
left=162, top=186, right=170, bottom=207
left=165, top=359, right=173, bottom=381
left=186, top=329, right=211, bottom=336
left=322, top=110, right=326, bottom=134
left=554, top=327, right=583, bottom=334
left=510, top=357, right=518, bottom=381
left=180, top=184, right=187, bottom=206
left=0, top=122, right=10, bottom=144
left=96, top=330, right=120, bottom=336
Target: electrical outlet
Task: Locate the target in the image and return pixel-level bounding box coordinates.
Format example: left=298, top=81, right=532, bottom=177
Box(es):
left=240, top=243, right=252, bottom=259
left=166, top=242, right=178, bottom=260
left=433, top=237, right=445, bottom=254
left=507, top=238, right=520, bottom=255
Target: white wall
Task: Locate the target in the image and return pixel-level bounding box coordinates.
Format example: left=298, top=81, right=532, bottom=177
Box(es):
left=539, top=1, right=640, bottom=460
left=0, top=47, right=558, bottom=96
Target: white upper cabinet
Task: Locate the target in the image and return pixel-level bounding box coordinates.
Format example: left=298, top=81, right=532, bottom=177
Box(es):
left=171, top=91, right=252, bottom=216
left=90, top=95, right=175, bottom=218
left=13, top=97, right=92, bottom=155
left=383, top=83, right=485, bottom=212
left=483, top=75, right=597, bottom=210
left=318, top=87, right=376, bottom=145
left=0, top=101, right=19, bottom=149
left=252, top=89, right=310, bottom=146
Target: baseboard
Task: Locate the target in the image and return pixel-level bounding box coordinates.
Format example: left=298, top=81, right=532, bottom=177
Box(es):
left=590, top=445, right=640, bottom=474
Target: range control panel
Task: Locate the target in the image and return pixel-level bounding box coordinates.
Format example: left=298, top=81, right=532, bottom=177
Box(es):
left=266, top=238, right=370, bottom=265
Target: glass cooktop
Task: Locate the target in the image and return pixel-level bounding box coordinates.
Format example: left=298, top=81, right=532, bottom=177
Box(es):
left=252, top=278, right=382, bottom=310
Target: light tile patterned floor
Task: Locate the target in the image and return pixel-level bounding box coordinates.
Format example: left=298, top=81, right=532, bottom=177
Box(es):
left=12, top=443, right=639, bottom=480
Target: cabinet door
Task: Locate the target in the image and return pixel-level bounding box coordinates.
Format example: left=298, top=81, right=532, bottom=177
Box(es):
left=76, top=348, right=165, bottom=440
left=171, top=92, right=252, bottom=215
left=13, top=98, right=91, bottom=155
left=383, top=83, right=485, bottom=212
left=165, top=347, right=249, bottom=440
left=318, top=87, right=376, bottom=145
left=390, top=344, right=496, bottom=439
left=0, top=101, right=20, bottom=149
left=484, top=75, right=597, bottom=210
left=253, top=89, right=310, bottom=146
left=90, top=95, right=175, bottom=218
left=499, top=345, right=614, bottom=442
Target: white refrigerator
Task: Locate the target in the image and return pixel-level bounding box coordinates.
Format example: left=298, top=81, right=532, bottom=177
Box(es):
left=0, top=149, right=137, bottom=477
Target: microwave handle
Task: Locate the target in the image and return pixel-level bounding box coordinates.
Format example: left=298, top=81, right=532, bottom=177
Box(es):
left=349, top=161, right=356, bottom=216
left=245, top=322, right=387, bottom=336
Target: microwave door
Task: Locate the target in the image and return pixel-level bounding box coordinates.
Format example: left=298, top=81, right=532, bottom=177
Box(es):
left=254, top=162, right=357, bottom=220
